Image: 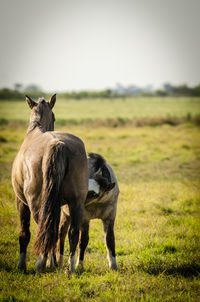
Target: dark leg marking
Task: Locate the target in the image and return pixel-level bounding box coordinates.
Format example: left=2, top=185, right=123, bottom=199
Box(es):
left=77, top=222, right=90, bottom=268
left=103, top=219, right=117, bottom=270
left=56, top=211, right=70, bottom=267
left=68, top=202, right=82, bottom=272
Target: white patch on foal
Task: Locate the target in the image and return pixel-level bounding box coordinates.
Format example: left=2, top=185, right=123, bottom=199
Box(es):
left=88, top=179, right=100, bottom=194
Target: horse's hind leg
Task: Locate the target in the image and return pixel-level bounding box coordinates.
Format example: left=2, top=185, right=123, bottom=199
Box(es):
left=17, top=198, right=31, bottom=272
left=76, top=221, right=90, bottom=269
left=47, top=211, right=70, bottom=269
left=103, top=218, right=118, bottom=271
left=68, top=200, right=82, bottom=273
left=56, top=210, right=70, bottom=268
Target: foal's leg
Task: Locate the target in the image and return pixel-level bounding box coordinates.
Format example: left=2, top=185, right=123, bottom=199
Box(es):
left=56, top=210, right=70, bottom=268
left=68, top=201, right=82, bottom=273
left=17, top=198, right=31, bottom=272
left=103, top=219, right=118, bottom=271
left=76, top=221, right=90, bottom=269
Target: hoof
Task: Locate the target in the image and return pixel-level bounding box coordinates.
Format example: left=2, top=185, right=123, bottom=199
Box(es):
left=17, top=253, right=26, bottom=272
left=110, top=263, right=118, bottom=271
left=76, top=260, right=84, bottom=270
left=68, top=254, right=76, bottom=274
left=108, top=255, right=118, bottom=271
left=76, top=261, right=84, bottom=274
left=17, top=262, right=26, bottom=272
left=35, top=255, right=47, bottom=274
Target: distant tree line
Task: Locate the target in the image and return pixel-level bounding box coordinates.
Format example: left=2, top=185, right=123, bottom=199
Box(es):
left=0, top=88, right=49, bottom=100
left=59, top=89, right=117, bottom=99
left=0, top=83, right=200, bottom=100
left=0, top=88, right=116, bottom=100
left=155, top=83, right=200, bottom=97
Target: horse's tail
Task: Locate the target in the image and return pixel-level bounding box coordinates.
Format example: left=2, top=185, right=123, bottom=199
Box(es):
left=34, top=141, right=67, bottom=256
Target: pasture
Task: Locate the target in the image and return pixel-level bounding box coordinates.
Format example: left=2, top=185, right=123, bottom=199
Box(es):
left=0, top=97, right=200, bottom=301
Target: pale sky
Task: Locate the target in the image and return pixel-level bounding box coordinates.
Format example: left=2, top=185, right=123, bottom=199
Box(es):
left=0, top=0, right=200, bottom=92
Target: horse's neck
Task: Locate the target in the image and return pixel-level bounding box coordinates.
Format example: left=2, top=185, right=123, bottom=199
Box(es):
left=17, top=128, right=41, bottom=154
left=27, top=116, right=50, bottom=134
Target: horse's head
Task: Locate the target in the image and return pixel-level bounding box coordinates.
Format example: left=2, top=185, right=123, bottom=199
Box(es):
left=26, top=94, right=56, bottom=132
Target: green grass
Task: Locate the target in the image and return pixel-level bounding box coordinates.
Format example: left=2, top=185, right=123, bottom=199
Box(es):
left=0, top=98, right=200, bottom=301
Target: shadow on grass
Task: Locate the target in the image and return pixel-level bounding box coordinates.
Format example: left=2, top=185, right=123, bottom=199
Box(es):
left=0, top=259, right=36, bottom=275
left=138, top=262, right=200, bottom=278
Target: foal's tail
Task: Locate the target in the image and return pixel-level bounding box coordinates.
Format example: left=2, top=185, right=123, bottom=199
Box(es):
left=34, top=142, right=67, bottom=256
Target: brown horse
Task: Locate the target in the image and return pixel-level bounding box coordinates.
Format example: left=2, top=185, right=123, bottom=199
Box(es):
left=56, top=153, right=119, bottom=271
left=12, top=95, right=88, bottom=273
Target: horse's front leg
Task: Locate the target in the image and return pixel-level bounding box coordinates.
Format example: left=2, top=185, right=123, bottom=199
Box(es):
left=17, top=198, right=31, bottom=272
left=68, top=201, right=82, bottom=273
left=103, top=218, right=118, bottom=271
left=76, top=221, right=90, bottom=269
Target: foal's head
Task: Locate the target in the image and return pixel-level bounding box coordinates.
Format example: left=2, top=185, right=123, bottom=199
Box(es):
left=26, top=94, right=56, bottom=132
left=87, top=174, right=115, bottom=202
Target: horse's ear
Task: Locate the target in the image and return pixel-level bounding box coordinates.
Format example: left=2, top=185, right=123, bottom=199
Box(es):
left=49, top=94, right=56, bottom=109
left=26, top=95, right=37, bottom=109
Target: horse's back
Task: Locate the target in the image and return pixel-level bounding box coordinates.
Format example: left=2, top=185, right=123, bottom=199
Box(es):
left=12, top=131, right=88, bottom=212
left=50, top=131, right=87, bottom=157
left=13, top=130, right=87, bottom=178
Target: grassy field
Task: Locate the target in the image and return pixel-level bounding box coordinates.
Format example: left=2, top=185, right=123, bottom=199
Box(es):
left=0, top=97, right=200, bottom=301
left=1, top=97, right=200, bottom=124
